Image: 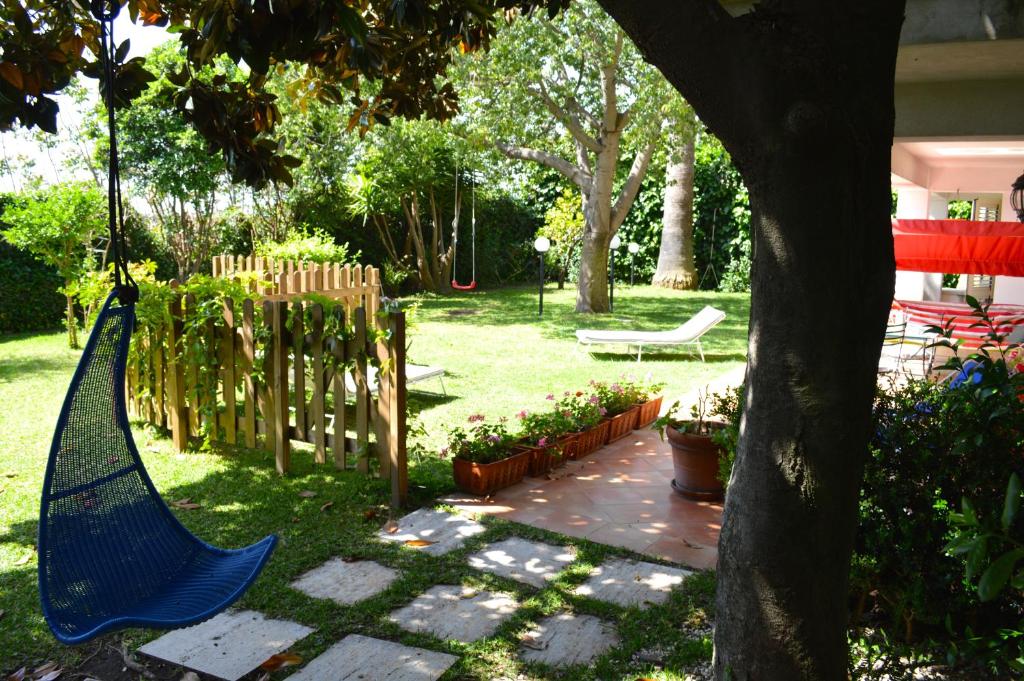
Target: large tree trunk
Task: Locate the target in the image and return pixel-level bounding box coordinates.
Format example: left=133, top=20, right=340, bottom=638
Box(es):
left=594, top=2, right=905, bottom=678
left=576, top=130, right=620, bottom=313
left=653, top=134, right=697, bottom=289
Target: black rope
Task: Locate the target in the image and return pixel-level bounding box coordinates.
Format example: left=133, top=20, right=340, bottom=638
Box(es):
left=91, top=0, right=137, bottom=305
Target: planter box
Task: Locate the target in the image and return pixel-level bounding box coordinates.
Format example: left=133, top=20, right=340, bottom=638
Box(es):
left=557, top=432, right=580, bottom=461
left=452, top=449, right=530, bottom=496
left=574, top=419, right=611, bottom=458
left=522, top=443, right=561, bottom=477
left=635, top=396, right=664, bottom=428
left=605, top=405, right=641, bottom=442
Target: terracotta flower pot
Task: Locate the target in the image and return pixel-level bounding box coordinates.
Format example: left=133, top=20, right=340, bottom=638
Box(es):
left=523, top=443, right=560, bottom=477
left=557, top=432, right=580, bottom=461
left=605, top=405, right=641, bottom=442
left=666, top=424, right=725, bottom=501
left=452, top=449, right=530, bottom=496
left=635, top=396, right=664, bottom=428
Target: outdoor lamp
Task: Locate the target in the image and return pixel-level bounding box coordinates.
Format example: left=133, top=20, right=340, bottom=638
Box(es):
left=628, top=242, right=640, bottom=286
left=610, top=235, right=621, bottom=250
left=534, top=236, right=550, bottom=316
left=1012, top=172, right=1024, bottom=222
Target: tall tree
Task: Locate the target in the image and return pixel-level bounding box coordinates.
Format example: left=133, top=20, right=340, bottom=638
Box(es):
left=653, top=129, right=698, bottom=289
left=596, top=2, right=904, bottom=677
left=3, top=1, right=908, bottom=676
left=455, top=0, right=675, bottom=312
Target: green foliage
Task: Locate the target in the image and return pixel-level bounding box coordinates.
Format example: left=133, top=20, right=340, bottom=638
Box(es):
left=718, top=237, right=752, bottom=293
left=692, top=137, right=750, bottom=291
left=539, top=189, right=585, bottom=282
left=554, top=391, right=603, bottom=431
left=254, top=229, right=354, bottom=264
left=708, top=384, right=744, bottom=488
left=948, top=200, right=973, bottom=221
left=0, top=239, right=64, bottom=334
left=443, top=416, right=518, bottom=464
left=854, top=299, right=1024, bottom=672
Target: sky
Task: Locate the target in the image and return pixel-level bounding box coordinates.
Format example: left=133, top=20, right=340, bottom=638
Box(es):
left=0, top=13, right=170, bottom=190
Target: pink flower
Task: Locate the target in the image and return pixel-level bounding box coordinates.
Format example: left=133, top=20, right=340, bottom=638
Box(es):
left=545, top=393, right=555, bottom=401
left=516, top=410, right=528, bottom=419
left=588, top=395, right=600, bottom=405
left=440, top=447, right=449, bottom=459
left=611, top=383, right=623, bottom=393
left=538, top=437, right=549, bottom=447
left=468, top=413, right=485, bottom=423
left=487, top=434, right=501, bottom=443
left=598, top=407, right=608, bottom=416
left=563, top=391, right=571, bottom=397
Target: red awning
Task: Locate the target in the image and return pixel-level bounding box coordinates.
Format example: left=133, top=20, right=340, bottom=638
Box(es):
left=893, top=219, right=1024, bottom=276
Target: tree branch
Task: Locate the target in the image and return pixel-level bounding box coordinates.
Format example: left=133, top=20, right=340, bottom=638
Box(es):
left=495, top=141, right=593, bottom=193
left=611, top=131, right=661, bottom=231
left=529, top=80, right=602, bottom=153
left=599, top=31, right=624, bottom=131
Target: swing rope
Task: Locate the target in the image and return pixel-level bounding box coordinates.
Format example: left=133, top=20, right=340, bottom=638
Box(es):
left=451, top=165, right=477, bottom=291
left=37, top=2, right=276, bottom=645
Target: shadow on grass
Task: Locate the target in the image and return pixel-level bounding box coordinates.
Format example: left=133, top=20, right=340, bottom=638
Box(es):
left=0, top=354, right=77, bottom=384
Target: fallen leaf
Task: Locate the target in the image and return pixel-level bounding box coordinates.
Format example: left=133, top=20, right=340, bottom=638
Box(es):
left=363, top=508, right=378, bottom=521
left=171, top=498, right=201, bottom=510
left=13, top=553, right=32, bottom=566
left=35, top=671, right=61, bottom=681
left=291, top=516, right=300, bottom=523
left=32, top=662, right=57, bottom=677
left=6, top=667, right=25, bottom=681
left=298, top=490, right=317, bottom=498
left=635, top=678, right=656, bottom=681
left=383, top=521, right=399, bottom=534
left=179, top=672, right=200, bottom=681
left=319, top=501, right=334, bottom=512
left=259, top=652, right=302, bottom=672
left=256, top=674, right=270, bottom=681
left=403, top=539, right=435, bottom=548
left=520, top=633, right=547, bottom=650
left=342, top=556, right=357, bottom=562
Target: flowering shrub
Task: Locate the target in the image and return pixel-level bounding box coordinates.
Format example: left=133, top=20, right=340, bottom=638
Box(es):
left=619, top=376, right=666, bottom=403
left=517, top=409, right=574, bottom=447
left=555, top=391, right=603, bottom=431
left=590, top=380, right=642, bottom=415
left=443, top=416, right=518, bottom=464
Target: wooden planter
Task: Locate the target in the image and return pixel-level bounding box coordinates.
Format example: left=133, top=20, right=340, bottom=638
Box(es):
left=635, top=396, right=664, bottom=428
left=605, top=406, right=641, bottom=443
left=666, top=424, right=725, bottom=501
left=523, top=443, right=562, bottom=477
left=557, top=432, right=580, bottom=461
left=452, top=449, right=530, bottom=496
left=574, top=420, right=611, bottom=458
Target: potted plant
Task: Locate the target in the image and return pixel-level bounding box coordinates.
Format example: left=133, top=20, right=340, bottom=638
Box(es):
left=591, top=380, right=642, bottom=442
left=630, top=377, right=666, bottom=428
left=555, top=391, right=607, bottom=458
left=517, top=410, right=568, bottom=476
left=654, top=386, right=742, bottom=501
left=445, top=415, right=529, bottom=496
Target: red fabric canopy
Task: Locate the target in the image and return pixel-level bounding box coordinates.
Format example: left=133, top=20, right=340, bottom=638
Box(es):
left=893, top=219, right=1024, bottom=276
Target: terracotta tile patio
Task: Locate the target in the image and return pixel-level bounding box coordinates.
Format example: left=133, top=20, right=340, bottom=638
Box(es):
left=443, top=429, right=723, bottom=570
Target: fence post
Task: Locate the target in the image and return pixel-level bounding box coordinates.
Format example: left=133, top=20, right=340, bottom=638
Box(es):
left=221, top=298, right=237, bottom=445
left=388, top=311, right=408, bottom=508
left=352, top=307, right=371, bottom=473
left=269, top=300, right=291, bottom=474
left=292, top=300, right=307, bottom=441
left=242, top=299, right=257, bottom=449
left=310, top=304, right=326, bottom=464
left=165, top=294, right=189, bottom=451
left=331, top=305, right=347, bottom=469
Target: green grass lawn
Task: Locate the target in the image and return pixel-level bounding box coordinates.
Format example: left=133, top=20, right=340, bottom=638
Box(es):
left=1, top=284, right=747, bottom=678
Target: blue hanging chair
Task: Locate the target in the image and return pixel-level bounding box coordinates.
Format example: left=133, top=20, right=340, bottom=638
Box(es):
left=39, top=292, right=276, bottom=645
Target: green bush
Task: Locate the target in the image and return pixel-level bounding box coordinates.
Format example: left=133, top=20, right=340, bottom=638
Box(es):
left=255, top=229, right=354, bottom=264
left=853, top=300, right=1024, bottom=672
left=0, top=240, right=65, bottom=334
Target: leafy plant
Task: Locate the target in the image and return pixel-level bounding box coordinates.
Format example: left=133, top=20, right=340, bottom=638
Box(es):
left=255, top=228, right=354, bottom=264
left=443, top=416, right=518, bottom=464
left=553, top=391, right=603, bottom=432
left=589, top=379, right=641, bottom=416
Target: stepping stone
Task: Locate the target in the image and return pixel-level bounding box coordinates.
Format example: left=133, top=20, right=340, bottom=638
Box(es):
left=518, top=612, right=619, bottom=667
left=573, top=557, right=692, bottom=609
left=389, top=584, right=519, bottom=643
left=378, top=508, right=485, bottom=556
left=288, top=634, right=457, bottom=681
left=290, top=558, right=399, bottom=605
left=467, top=537, right=575, bottom=588
left=138, top=610, right=314, bottom=681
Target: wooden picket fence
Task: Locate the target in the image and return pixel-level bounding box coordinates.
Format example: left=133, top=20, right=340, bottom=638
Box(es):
left=211, top=255, right=380, bottom=311
left=125, top=285, right=408, bottom=507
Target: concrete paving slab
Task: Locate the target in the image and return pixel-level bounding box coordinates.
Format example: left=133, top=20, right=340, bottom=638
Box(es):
left=378, top=508, right=485, bottom=556
left=287, top=634, right=457, bottom=681
left=138, top=610, right=314, bottom=681
left=518, top=612, right=619, bottom=667
left=573, top=557, right=692, bottom=608
left=290, top=558, right=399, bottom=605
left=389, top=584, right=519, bottom=643
left=467, top=537, right=575, bottom=588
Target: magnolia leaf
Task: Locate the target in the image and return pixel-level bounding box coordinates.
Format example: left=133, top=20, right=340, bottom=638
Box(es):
left=171, top=498, right=201, bottom=510
left=1003, top=472, right=1022, bottom=531
left=978, top=549, right=1024, bottom=602
left=32, top=662, right=58, bottom=677
left=319, top=501, right=334, bottom=512
left=6, top=667, right=26, bottom=681
left=0, top=63, right=23, bottom=90
left=258, top=652, right=302, bottom=672
left=404, top=539, right=435, bottom=548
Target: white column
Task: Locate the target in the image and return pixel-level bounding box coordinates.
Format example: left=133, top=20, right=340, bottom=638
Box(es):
left=894, top=187, right=932, bottom=301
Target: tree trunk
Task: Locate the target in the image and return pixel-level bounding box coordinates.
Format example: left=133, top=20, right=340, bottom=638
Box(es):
left=65, top=290, right=79, bottom=350
left=575, top=131, right=620, bottom=313
left=653, top=134, right=697, bottom=289
left=592, top=2, right=906, bottom=678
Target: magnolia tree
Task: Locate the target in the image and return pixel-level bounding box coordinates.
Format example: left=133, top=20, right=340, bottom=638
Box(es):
left=3, top=1, right=907, bottom=677
left=453, top=0, right=685, bottom=311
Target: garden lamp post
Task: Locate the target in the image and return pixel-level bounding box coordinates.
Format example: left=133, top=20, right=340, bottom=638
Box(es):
left=534, top=236, right=550, bottom=317
left=1012, top=172, right=1024, bottom=222
left=609, top=235, right=621, bottom=312
left=628, top=241, right=640, bottom=286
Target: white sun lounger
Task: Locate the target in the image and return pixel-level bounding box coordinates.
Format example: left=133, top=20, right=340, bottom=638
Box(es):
left=344, top=363, right=446, bottom=396
left=575, top=305, right=726, bottom=361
